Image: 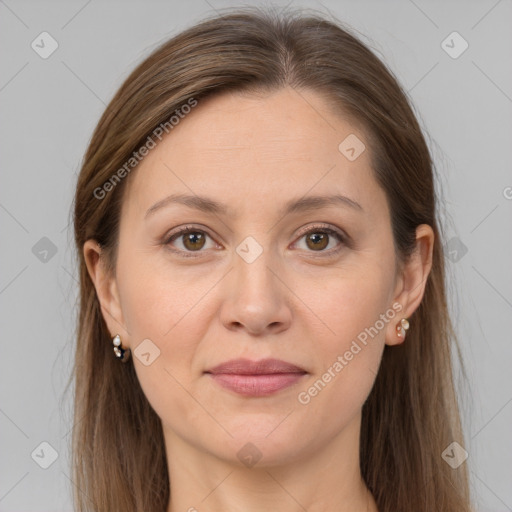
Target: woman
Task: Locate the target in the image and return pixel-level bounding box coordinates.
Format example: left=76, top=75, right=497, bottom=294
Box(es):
left=72, top=6, right=473, bottom=511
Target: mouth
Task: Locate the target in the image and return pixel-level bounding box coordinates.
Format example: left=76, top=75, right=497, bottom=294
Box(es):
left=204, top=358, right=308, bottom=397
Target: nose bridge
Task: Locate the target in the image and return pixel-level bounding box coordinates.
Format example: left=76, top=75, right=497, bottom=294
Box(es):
left=220, top=231, right=292, bottom=334
left=233, top=232, right=280, bottom=304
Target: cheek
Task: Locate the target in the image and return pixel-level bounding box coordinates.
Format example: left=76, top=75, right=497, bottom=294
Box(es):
left=117, top=255, right=209, bottom=430
left=294, top=262, right=393, bottom=417
left=301, top=259, right=393, bottom=348
left=116, top=250, right=213, bottom=344
left=115, top=251, right=218, bottom=401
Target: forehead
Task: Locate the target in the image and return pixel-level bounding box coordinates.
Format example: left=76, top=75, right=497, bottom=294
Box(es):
left=122, top=87, right=387, bottom=222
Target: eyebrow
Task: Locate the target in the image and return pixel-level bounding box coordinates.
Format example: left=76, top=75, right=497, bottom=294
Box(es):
left=144, top=192, right=363, bottom=219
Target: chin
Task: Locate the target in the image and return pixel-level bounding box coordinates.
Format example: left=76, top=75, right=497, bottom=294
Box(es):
left=199, top=420, right=315, bottom=469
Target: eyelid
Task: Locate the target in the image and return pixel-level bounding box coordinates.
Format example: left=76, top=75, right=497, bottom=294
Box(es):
left=293, top=223, right=346, bottom=241
left=163, top=224, right=220, bottom=250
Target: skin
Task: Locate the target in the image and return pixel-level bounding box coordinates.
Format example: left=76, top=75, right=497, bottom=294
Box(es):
left=84, top=87, right=434, bottom=512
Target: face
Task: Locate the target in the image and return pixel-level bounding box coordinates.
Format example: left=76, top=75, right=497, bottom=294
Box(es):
left=89, top=87, right=413, bottom=467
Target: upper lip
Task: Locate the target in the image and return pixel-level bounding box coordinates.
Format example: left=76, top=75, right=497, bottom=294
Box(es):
left=205, top=358, right=307, bottom=375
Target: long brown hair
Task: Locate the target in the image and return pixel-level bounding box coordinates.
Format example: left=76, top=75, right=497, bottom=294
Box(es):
left=70, top=6, right=472, bottom=511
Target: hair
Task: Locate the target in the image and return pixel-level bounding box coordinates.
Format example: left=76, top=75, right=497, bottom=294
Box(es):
left=70, top=6, right=472, bottom=511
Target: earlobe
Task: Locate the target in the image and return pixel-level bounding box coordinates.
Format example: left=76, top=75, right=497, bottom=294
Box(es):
left=385, top=224, right=434, bottom=346
left=395, top=317, right=410, bottom=340
left=385, top=313, right=410, bottom=347
left=83, top=239, right=128, bottom=341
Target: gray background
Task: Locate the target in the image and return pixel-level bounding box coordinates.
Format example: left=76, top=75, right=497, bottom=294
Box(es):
left=1, top=0, right=511, bottom=510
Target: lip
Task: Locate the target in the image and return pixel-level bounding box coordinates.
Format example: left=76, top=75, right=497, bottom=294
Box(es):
left=205, top=358, right=307, bottom=396
left=206, top=358, right=306, bottom=375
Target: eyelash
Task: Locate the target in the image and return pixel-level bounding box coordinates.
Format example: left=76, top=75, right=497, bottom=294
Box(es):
left=163, top=224, right=347, bottom=259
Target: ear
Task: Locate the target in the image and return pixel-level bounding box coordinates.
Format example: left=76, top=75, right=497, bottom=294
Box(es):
left=385, top=224, right=434, bottom=346
left=83, top=239, right=130, bottom=346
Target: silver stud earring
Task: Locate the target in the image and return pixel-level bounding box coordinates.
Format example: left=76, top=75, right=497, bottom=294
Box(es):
left=112, top=334, right=131, bottom=362
left=396, top=318, right=410, bottom=340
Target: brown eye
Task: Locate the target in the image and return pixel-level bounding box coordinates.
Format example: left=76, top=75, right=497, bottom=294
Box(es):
left=305, top=232, right=329, bottom=251
left=165, top=226, right=216, bottom=255
left=295, top=226, right=345, bottom=254
left=181, top=231, right=206, bottom=251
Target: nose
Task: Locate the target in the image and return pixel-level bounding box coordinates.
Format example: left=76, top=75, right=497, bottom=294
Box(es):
left=219, top=247, right=292, bottom=337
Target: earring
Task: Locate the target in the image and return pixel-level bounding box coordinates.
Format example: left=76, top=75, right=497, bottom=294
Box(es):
left=396, top=318, right=410, bottom=340
left=112, top=334, right=131, bottom=362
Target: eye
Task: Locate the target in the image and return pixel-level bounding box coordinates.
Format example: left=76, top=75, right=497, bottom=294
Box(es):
left=164, top=223, right=347, bottom=258
left=164, top=225, right=218, bottom=257
left=293, top=224, right=345, bottom=255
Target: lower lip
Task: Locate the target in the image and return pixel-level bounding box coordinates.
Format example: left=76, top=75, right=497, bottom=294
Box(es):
left=208, top=373, right=306, bottom=396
